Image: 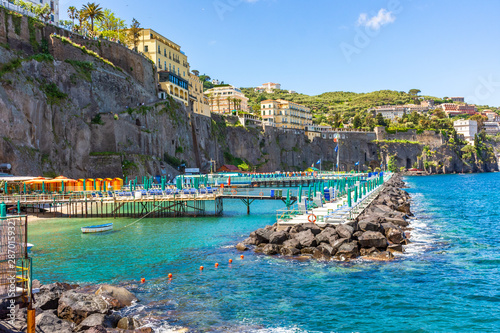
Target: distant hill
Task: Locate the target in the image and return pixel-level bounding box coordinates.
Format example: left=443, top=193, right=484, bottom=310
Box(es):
left=239, top=88, right=498, bottom=125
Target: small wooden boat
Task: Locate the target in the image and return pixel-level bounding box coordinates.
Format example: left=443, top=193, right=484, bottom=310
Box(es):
left=27, top=243, right=34, bottom=251
left=81, top=223, right=113, bottom=233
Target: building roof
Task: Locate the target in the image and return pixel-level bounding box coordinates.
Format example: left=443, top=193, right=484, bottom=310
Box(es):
left=217, top=164, right=241, bottom=172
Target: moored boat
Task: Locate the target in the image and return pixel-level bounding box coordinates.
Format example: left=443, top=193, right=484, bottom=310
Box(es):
left=81, top=223, right=113, bottom=233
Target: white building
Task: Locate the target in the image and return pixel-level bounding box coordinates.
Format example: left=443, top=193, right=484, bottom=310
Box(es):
left=5, top=0, right=59, bottom=25
left=453, top=119, right=478, bottom=144
left=204, top=85, right=249, bottom=114
left=258, top=82, right=281, bottom=93
left=484, top=122, right=500, bottom=136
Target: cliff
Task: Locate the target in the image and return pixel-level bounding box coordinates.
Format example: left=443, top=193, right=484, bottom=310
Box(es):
left=0, top=10, right=497, bottom=178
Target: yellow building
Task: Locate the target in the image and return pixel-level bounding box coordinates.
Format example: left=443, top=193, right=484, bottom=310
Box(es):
left=127, top=28, right=190, bottom=106
left=260, top=99, right=313, bottom=129
left=204, top=85, right=249, bottom=114
left=189, top=73, right=211, bottom=117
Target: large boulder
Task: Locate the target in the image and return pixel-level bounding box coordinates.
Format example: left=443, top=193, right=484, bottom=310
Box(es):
left=269, top=231, right=288, bottom=245
left=317, top=243, right=336, bottom=257
left=282, top=238, right=300, bottom=249
left=335, top=224, right=354, bottom=239
left=386, top=228, right=404, bottom=244
left=336, top=241, right=359, bottom=259
left=35, top=312, right=74, bottom=333
left=36, top=282, right=78, bottom=311
left=254, top=228, right=273, bottom=243
left=300, top=223, right=322, bottom=235
left=57, top=290, right=110, bottom=325
left=262, top=244, right=281, bottom=255
left=236, top=243, right=249, bottom=251
left=116, top=317, right=142, bottom=330
left=74, top=313, right=119, bottom=331
left=280, top=246, right=300, bottom=256
left=330, top=238, right=348, bottom=252
left=358, top=231, right=387, bottom=249
left=381, top=216, right=409, bottom=227
left=294, top=230, right=318, bottom=248
left=363, top=251, right=395, bottom=261
left=358, top=219, right=381, bottom=232
left=86, top=326, right=108, bottom=333
left=315, top=228, right=337, bottom=244
left=300, top=247, right=316, bottom=255
left=241, top=237, right=257, bottom=246
left=95, top=285, right=138, bottom=309
left=360, top=247, right=379, bottom=256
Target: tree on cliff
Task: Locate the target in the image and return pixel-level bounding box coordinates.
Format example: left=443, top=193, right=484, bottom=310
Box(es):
left=68, top=6, right=78, bottom=31
left=81, top=2, right=105, bottom=34
left=127, top=18, right=142, bottom=51
left=376, top=113, right=387, bottom=126
left=96, top=9, right=128, bottom=43
left=352, top=115, right=362, bottom=128
left=388, top=155, right=398, bottom=173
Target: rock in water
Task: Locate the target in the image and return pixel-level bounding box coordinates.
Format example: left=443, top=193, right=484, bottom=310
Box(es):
left=315, top=228, right=337, bottom=244
left=58, top=290, right=110, bottom=325
left=386, top=228, right=404, bottom=244
left=95, top=284, right=138, bottom=308
left=35, top=312, right=74, bottom=333
left=294, top=230, right=318, bottom=248
left=236, top=242, right=249, bottom=251
left=254, top=228, right=272, bottom=243
left=358, top=231, right=388, bottom=249
left=262, top=244, right=281, bottom=255
left=280, top=246, right=300, bottom=256
left=36, top=282, right=78, bottom=311
left=336, top=241, right=359, bottom=259
left=269, top=230, right=288, bottom=244
left=117, top=317, right=143, bottom=330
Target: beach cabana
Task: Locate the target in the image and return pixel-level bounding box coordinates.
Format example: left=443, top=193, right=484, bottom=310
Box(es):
left=84, top=179, right=94, bottom=191
left=95, top=178, right=104, bottom=191
left=46, top=176, right=77, bottom=193
left=23, top=177, right=48, bottom=192
left=76, top=179, right=85, bottom=192
left=111, top=178, right=123, bottom=191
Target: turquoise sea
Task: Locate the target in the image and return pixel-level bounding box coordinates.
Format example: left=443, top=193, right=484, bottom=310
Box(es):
left=28, top=174, right=500, bottom=332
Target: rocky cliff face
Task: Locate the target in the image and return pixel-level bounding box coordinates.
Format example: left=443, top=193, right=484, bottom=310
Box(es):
left=0, top=10, right=497, bottom=178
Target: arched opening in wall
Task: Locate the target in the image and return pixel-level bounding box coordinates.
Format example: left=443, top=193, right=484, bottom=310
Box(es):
left=136, top=119, right=141, bottom=126
left=406, top=158, right=412, bottom=169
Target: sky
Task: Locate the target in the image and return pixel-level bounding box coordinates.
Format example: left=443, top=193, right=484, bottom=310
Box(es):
left=60, top=0, right=500, bottom=107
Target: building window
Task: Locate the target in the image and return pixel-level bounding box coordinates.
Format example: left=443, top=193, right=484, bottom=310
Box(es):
left=158, top=45, right=161, bottom=53
left=164, top=61, right=166, bottom=70
left=164, top=49, right=166, bottom=56
left=150, top=34, right=153, bottom=39
left=144, top=45, right=148, bottom=52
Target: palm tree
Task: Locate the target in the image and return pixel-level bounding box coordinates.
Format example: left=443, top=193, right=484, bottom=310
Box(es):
left=227, top=96, right=232, bottom=113
left=67, top=6, right=78, bottom=31
left=81, top=2, right=105, bottom=34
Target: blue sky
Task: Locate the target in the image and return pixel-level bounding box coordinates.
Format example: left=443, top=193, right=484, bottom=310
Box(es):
left=61, top=0, right=500, bottom=106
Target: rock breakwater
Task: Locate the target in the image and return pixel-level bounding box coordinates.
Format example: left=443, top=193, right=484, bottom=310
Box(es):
left=238, top=175, right=413, bottom=261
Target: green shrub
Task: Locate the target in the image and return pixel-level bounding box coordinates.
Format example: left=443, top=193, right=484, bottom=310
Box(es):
left=42, top=83, right=67, bottom=105
left=91, top=114, right=104, bottom=125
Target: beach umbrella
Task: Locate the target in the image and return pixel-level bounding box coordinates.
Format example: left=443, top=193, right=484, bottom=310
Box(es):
left=161, top=178, right=165, bottom=191
left=354, top=185, right=358, bottom=202
left=363, top=183, right=366, bottom=196
left=23, top=183, right=26, bottom=194
left=347, top=188, right=352, bottom=207
left=42, top=181, right=45, bottom=194
left=125, top=176, right=128, bottom=185
left=298, top=185, right=302, bottom=204
left=308, top=185, right=312, bottom=200
left=93, top=179, right=96, bottom=191
left=17, top=200, right=20, bottom=215
left=4, top=182, right=7, bottom=195
left=286, top=189, right=290, bottom=209
left=83, top=180, right=86, bottom=192
left=61, top=180, right=64, bottom=193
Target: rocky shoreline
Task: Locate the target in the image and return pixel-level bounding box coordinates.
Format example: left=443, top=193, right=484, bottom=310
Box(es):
left=237, top=175, right=413, bottom=261
left=0, top=282, right=168, bottom=333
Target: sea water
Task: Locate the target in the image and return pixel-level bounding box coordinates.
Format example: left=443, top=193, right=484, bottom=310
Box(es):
left=28, top=174, right=500, bottom=332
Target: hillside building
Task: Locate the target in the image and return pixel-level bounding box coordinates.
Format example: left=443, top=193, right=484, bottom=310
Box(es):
left=204, top=85, right=249, bottom=114
left=261, top=99, right=313, bottom=130
left=450, top=97, right=465, bottom=103
left=126, top=28, right=190, bottom=106
left=453, top=119, right=477, bottom=144
left=188, top=73, right=210, bottom=117
left=440, top=103, right=477, bottom=117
